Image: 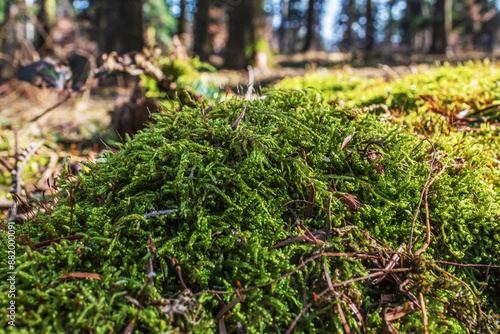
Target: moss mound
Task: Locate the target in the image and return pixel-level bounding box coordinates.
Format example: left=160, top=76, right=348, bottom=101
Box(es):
left=1, top=89, right=499, bottom=333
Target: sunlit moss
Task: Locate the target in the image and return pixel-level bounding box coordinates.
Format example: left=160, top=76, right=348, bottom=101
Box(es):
left=1, top=77, right=499, bottom=332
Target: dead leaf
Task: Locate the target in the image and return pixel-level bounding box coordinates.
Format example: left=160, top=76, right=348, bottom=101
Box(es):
left=147, top=235, right=157, bottom=253
left=59, top=273, right=100, bottom=280
left=376, top=164, right=384, bottom=176
left=125, top=295, right=141, bottom=308
left=384, top=302, right=417, bottom=322
left=231, top=106, right=246, bottom=130
left=123, top=320, right=135, bottom=334
left=341, top=132, right=356, bottom=150
left=336, top=193, right=363, bottom=212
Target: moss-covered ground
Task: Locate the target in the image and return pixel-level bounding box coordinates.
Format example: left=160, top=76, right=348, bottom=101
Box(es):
left=1, top=61, right=499, bottom=333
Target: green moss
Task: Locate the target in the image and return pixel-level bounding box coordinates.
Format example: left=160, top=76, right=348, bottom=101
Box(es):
left=1, top=77, right=499, bottom=332
left=142, top=55, right=217, bottom=105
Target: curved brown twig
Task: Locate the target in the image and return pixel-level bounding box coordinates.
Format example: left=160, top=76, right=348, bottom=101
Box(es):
left=408, top=138, right=436, bottom=253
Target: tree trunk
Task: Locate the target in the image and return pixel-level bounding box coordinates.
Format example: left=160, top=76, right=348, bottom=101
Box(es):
left=251, top=0, right=265, bottom=46
left=101, top=0, right=144, bottom=54
left=383, top=0, right=397, bottom=47
left=178, top=0, right=187, bottom=35
left=279, top=0, right=288, bottom=53
left=302, top=0, right=316, bottom=51
left=401, top=0, right=422, bottom=51
left=365, top=0, right=374, bottom=51
left=340, top=0, right=355, bottom=51
left=429, top=0, right=451, bottom=53
left=194, top=0, right=210, bottom=60
left=224, top=0, right=264, bottom=69
left=224, top=1, right=250, bottom=69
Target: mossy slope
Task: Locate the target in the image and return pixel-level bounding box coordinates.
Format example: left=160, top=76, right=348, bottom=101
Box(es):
left=1, top=89, right=499, bottom=333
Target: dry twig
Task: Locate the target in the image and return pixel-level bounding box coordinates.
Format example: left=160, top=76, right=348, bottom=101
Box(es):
left=408, top=139, right=436, bottom=253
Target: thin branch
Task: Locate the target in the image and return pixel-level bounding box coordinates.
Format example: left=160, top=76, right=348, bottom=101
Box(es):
left=433, top=261, right=500, bottom=268
left=408, top=139, right=436, bottom=253
left=419, top=292, right=429, bottom=334
left=143, top=209, right=178, bottom=219
left=286, top=271, right=390, bottom=334
left=415, top=165, right=448, bottom=256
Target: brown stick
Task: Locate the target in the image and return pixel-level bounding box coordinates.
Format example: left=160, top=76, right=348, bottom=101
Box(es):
left=215, top=295, right=244, bottom=321
left=372, top=243, right=406, bottom=284
left=286, top=271, right=390, bottom=334
left=415, top=165, right=447, bottom=256
left=323, top=263, right=351, bottom=333
left=337, top=303, right=351, bottom=334
left=218, top=318, right=227, bottom=334
left=408, top=139, right=436, bottom=253
left=300, top=221, right=324, bottom=245
left=342, top=295, right=365, bottom=330
left=433, top=261, right=500, bottom=268
left=419, top=292, right=429, bottom=334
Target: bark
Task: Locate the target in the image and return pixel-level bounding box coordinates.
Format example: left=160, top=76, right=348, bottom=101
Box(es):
left=340, top=0, right=355, bottom=51
left=365, top=0, right=374, bottom=51
left=383, top=0, right=397, bottom=47
left=100, top=0, right=144, bottom=54
left=178, top=0, right=187, bottom=35
left=279, top=0, right=288, bottom=53
left=224, top=0, right=264, bottom=69
left=401, top=0, right=422, bottom=51
left=302, top=0, right=316, bottom=51
left=224, top=0, right=250, bottom=69
left=429, top=0, right=451, bottom=53
left=251, top=0, right=265, bottom=45
left=194, top=0, right=210, bottom=60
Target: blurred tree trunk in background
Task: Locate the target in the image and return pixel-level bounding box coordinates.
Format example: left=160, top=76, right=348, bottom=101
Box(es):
left=429, top=0, right=451, bottom=53
left=0, top=0, right=16, bottom=78
left=467, top=0, right=499, bottom=51
left=35, top=0, right=57, bottom=52
left=99, top=0, right=144, bottom=54
left=365, top=0, right=374, bottom=51
left=279, top=0, right=288, bottom=53
left=401, top=0, right=422, bottom=51
left=251, top=0, right=266, bottom=47
left=224, top=1, right=250, bottom=69
left=224, top=0, right=264, bottom=69
left=20, top=0, right=35, bottom=41
left=194, top=0, right=210, bottom=60
left=178, top=0, right=187, bottom=35
left=383, top=0, right=397, bottom=47
left=303, top=0, right=317, bottom=51
left=340, top=0, right=356, bottom=51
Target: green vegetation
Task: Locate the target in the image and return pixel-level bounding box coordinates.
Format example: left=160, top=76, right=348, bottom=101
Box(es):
left=278, top=60, right=500, bottom=113
left=1, top=62, right=500, bottom=333
left=141, top=54, right=219, bottom=109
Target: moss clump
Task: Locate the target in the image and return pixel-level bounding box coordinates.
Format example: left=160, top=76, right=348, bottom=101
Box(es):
left=1, top=88, right=499, bottom=333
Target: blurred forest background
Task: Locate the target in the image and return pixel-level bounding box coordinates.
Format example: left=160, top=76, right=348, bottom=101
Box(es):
left=1, top=0, right=500, bottom=80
